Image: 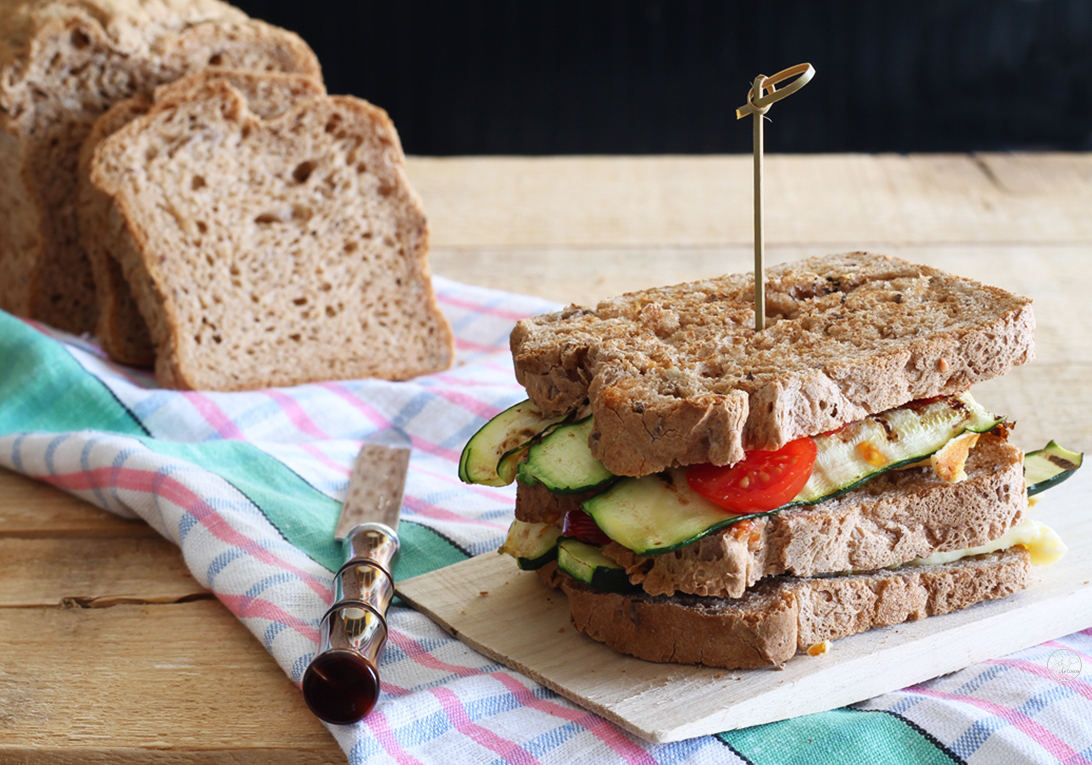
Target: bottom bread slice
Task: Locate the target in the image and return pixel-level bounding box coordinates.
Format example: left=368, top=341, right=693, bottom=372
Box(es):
left=552, top=548, right=1032, bottom=669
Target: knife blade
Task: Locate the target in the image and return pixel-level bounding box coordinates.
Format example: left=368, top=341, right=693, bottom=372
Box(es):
left=302, top=441, right=411, bottom=725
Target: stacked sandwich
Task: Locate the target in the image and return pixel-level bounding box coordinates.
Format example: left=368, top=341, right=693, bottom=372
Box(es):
left=460, top=252, right=1080, bottom=668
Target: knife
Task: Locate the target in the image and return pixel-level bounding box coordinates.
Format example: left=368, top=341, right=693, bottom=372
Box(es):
left=302, top=440, right=410, bottom=725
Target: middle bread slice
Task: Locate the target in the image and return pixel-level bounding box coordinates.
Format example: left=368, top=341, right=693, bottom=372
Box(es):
left=515, top=431, right=1025, bottom=598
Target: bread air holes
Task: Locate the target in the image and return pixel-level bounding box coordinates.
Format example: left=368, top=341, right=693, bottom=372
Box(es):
left=293, top=161, right=317, bottom=184
left=254, top=206, right=311, bottom=225
left=192, top=175, right=206, bottom=190
left=324, top=114, right=349, bottom=140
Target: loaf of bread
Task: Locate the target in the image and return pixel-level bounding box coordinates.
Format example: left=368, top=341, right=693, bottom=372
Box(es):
left=557, top=548, right=1032, bottom=669
left=89, top=78, right=454, bottom=390
left=78, top=69, right=327, bottom=366
left=0, top=0, right=321, bottom=334
left=510, top=252, right=1035, bottom=476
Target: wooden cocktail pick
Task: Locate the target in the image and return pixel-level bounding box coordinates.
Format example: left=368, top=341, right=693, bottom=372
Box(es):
left=736, top=63, right=815, bottom=331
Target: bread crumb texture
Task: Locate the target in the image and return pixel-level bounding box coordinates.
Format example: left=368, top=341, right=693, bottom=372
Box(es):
left=511, top=252, right=1035, bottom=476
left=90, top=80, right=453, bottom=390
left=78, top=69, right=328, bottom=367
left=0, top=0, right=321, bottom=334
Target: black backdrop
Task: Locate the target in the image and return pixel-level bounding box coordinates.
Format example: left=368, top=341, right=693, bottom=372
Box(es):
left=231, top=0, right=1092, bottom=155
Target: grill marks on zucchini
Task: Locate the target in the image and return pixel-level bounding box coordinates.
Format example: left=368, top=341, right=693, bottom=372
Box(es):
left=1025, top=441, right=1083, bottom=496
left=517, top=417, right=615, bottom=493
left=458, top=400, right=570, bottom=486
left=793, top=392, right=1003, bottom=505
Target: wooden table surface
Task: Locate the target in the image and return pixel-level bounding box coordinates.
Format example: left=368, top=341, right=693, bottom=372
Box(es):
left=2, top=153, right=1090, bottom=763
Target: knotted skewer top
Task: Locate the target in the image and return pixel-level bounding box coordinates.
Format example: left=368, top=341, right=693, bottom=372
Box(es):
left=736, top=63, right=815, bottom=331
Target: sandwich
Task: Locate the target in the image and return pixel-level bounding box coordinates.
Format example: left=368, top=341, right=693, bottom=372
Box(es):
left=459, top=252, right=1082, bottom=668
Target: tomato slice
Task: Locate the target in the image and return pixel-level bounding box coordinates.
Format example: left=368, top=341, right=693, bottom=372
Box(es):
left=686, top=437, right=818, bottom=514
left=562, top=508, right=611, bottom=546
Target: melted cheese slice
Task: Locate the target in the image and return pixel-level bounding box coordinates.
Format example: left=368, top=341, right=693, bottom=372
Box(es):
left=912, top=518, right=1067, bottom=567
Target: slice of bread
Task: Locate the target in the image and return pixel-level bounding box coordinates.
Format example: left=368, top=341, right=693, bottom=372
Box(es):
left=0, top=0, right=321, bottom=334
left=77, top=94, right=156, bottom=364
left=518, top=431, right=1026, bottom=597
left=510, top=252, right=1035, bottom=476
left=78, top=69, right=326, bottom=366
left=555, top=548, right=1032, bottom=669
left=89, top=78, right=454, bottom=390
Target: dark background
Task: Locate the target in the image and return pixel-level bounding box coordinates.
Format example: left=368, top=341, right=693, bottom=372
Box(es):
left=233, top=0, right=1092, bottom=156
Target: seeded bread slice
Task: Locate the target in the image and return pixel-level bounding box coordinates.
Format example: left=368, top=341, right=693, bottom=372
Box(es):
left=0, top=0, right=321, bottom=334
left=510, top=252, right=1035, bottom=476
left=516, top=431, right=1025, bottom=598
left=89, top=79, right=454, bottom=390
left=555, top=548, right=1032, bottom=669
left=77, top=69, right=326, bottom=366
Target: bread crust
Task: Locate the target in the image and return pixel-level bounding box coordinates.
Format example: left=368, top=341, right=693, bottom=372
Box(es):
left=516, top=432, right=1025, bottom=597
left=511, top=253, right=1035, bottom=476
left=558, top=548, right=1032, bottom=669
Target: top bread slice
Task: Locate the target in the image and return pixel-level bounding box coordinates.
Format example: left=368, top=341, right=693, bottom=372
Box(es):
left=77, top=69, right=327, bottom=366
left=511, top=253, right=1035, bottom=476
left=0, top=0, right=321, bottom=334
left=89, top=78, right=454, bottom=390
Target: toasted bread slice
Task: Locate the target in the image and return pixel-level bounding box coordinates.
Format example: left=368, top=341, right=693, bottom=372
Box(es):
left=90, top=79, right=453, bottom=390
left=511, top=253, right=1034, bottom=476
left=553, top=548, right=1032, bottom=669
left=517, top=431, right=1025, bottom=597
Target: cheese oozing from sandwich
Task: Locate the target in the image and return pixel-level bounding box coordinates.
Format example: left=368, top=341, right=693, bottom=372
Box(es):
left=911, top=517, right=1066, bottom=567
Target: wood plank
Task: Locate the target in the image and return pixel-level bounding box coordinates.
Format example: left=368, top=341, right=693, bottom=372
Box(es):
left=0, top=468, right=154, bottom=539
left=399, top=466, right=1091, bottom=743
left=0, top=600, right=342, bottom=763
left=0, top=536, right=207, bottom=607
left=431, top=242, right=1092, bottom=365
left=409, top=154, right=1092, bottom=249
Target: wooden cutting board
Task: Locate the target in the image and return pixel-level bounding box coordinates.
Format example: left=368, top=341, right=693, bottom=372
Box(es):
left=398, top=470, right=1091, bottom=743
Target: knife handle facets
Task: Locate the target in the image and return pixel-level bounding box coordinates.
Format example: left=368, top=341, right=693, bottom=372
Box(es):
left=302, top=523, right=400, bottom=725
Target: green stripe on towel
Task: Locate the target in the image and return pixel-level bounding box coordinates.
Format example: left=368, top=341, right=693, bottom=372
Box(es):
left=719, top=707, right=956, bottom=765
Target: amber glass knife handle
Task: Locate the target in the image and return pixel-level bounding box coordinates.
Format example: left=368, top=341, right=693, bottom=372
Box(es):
left=302, top=523, right=399, bottom=725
